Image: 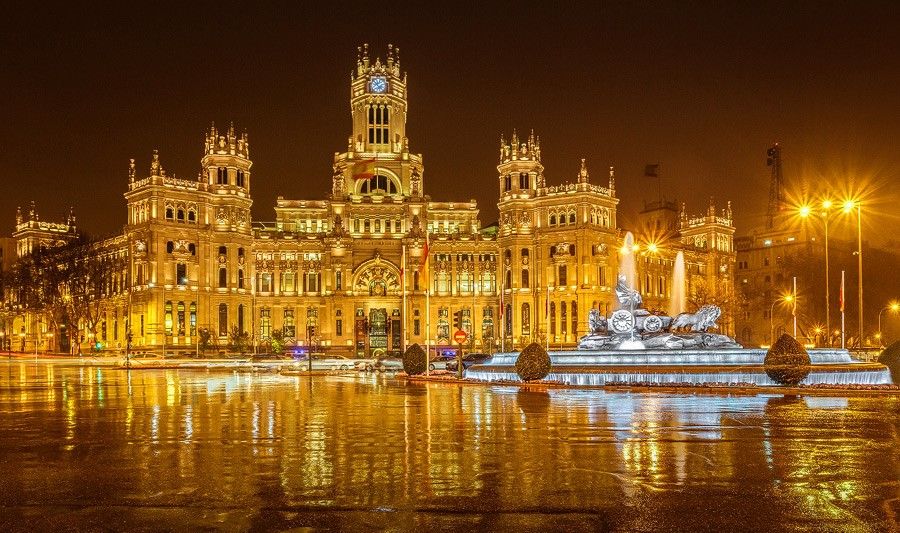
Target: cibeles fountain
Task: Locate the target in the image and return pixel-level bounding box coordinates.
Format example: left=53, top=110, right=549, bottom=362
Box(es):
left=467, top=247, right=892, bottom=386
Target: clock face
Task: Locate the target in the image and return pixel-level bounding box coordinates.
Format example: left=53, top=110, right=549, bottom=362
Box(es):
left=370, top=77, right=387, bottom=93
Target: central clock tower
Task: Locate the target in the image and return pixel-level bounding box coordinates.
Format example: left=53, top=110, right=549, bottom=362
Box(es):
left=349, top=43, right=408, bottom=154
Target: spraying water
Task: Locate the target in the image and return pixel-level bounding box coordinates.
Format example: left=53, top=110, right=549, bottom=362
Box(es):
left=669, top=251, right=686, bottom=316
left=619, top=232, right=636, bottom=303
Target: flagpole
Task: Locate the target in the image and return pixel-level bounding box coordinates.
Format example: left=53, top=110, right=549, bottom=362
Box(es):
left=840, top=270, right=846, bottom=349
left=402, top=244, right=407, bottom=354
left=500, top=287, right=505, bottom=353
left=425, top=231, right=431, bottom=376
left=545, top=284, right=550, bottom=352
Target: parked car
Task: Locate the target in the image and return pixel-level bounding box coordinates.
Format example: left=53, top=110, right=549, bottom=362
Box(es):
left=428, top=356, right=454, bottom=371
left=445, top=353, right=492, bottom=373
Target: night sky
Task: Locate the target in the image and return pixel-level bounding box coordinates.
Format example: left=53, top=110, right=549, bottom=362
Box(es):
left=2, top=2, right=898, bottom=246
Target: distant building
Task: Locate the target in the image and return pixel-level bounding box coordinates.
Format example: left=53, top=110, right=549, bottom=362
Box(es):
left=2, top=45, right=735, bottom=354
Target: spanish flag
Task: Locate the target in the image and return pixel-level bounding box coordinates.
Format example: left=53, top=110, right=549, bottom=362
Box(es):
left=351, top=158, right=377, bottom=180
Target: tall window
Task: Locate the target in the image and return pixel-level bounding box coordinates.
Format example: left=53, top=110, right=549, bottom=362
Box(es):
left=217, top=167, right=227, bottom=184
left=335, top=309, right=343, bottom=336
left=176, top=263, right=187, bottom=285
left=437, top=307, right=449, bottom=340
left=165, top=301, right=173, bottom=335
left=521, top=303, right=531, bottom=336
left=561, top=303, right=567, bottom=335
left=550, top=302, right=556, bottom=335
left=284, top=308, right=295, bottom=339
left=521, top=269, right=529, bottom=289
left=360, top=174, right=398, bottom=195
left=482, top=308, right=494, bottom=339
left=413, top=309, right=421, bottom=336
left=335, top=271, right=343, bottom=291
left=177, top=302, right=185, bottom=335
left=503, top=174, right=512, bottom=192
left=367, top=104, right=389, bottom=145
left=558, top=265, right=567, bottom=286
left=259, top=272, right=273, bottom=293
left=259, top=308, right=271, bottom=340
left=305, top=272, right=320, bottom=294
left=571, top=301, right=577, bottom=337
left=238, top=304, right=245, bottom=334
left=519, top=172, right=529, bottom=190
left=238, top=268, right=244, bottom=289
left=190, top=302, right=197, bottom=336
left=282, top=271, right=295, bottom=293
left=219, top=267, right=227, bottom=288
left=236, top=169, right=245, bottom=187
left=504, top=304, right=512, bottom=336
left=462, top=308, right=472, bottom=335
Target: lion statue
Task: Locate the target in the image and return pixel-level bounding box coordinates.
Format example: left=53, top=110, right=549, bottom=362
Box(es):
left=588, top=308, right=607, bottom=335
left=670, top=305, right=721, bottom=333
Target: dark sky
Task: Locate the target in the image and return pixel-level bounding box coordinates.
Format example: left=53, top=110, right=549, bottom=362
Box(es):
left=2, top=2, right=898, bottom=245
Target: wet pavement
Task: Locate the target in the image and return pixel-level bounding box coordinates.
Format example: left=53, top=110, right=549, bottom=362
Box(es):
left=0, top=361, right=898, bottom=532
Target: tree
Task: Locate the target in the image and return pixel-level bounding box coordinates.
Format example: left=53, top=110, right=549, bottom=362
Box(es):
left=764, top=333, right=811, bottom=385
left=229, top=326, right=250, bottom=354
left=198, top=327, right=213, bottom=355
left=515, top=342, right=552, bottom=382
left=402, top=343, right=427, bottom=375
left=270, top=328, right=286, bottom=355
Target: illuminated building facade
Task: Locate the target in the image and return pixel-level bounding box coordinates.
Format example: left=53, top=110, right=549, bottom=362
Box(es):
left=3, top=45, right=735, bottom=354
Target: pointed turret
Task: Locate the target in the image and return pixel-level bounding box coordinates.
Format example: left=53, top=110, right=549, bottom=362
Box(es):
left=578, top=158, right=590, bottom=184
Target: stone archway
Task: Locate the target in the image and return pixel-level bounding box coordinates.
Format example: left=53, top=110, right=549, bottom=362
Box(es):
left=353, top=255, right=401, bottom=296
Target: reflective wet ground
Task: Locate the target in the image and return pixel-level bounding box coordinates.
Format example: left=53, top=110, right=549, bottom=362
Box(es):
left=1, top=361, right=898, bottom=532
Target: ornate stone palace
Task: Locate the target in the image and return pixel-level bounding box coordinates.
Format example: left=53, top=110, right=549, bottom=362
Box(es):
left=2, top=45, right=735, bottom=356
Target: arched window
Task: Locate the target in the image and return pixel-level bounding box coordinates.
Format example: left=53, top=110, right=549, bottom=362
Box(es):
left=359, top=174, right=399, bottom=195
left=177, top=209, right=185, bottom=222
left=521, top=303, right=531, bottom=336
left=188, top=210, right=196, bottom=222
left=165, top=208, right=174, bottom=220
left=549, top=214, right=557, bottom=226
left=569, top=211, right=576, bottom=224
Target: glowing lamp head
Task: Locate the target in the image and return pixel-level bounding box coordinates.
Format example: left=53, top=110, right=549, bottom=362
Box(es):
left=631, top=244, right=640, bottom=252
left=842, top=200, right=856, bottom=213
left=783, top=295, right=794, bottom=303
left=891, top=302, right=900, bottom=312
left=647, top=243, right=658, bottom=253
left=799, top=205, right=812, bottom=218
left=822, top=199, right=833, bottom=210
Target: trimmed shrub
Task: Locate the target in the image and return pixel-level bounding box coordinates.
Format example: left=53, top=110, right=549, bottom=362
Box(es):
left=764, top=333, right=811, bottom=385
left=402, top=343, right=427, bottom=376
left=515, top=342, right=552, bottom=382
left=877, top=341, right=900, bottom=384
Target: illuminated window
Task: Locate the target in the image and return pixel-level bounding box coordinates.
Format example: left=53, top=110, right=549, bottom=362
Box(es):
left=177, top=301, right=185, bottom=335
left=165, top=301, right=173, bottom=335
left=218, top=304, right=227, bottom=336
left=217, top=167, right=227, bottom=185
left=176, top=263, right=187, bottom=285
left=284, top=309, right=295, bottom=339
left=189, top=302, right=196, bottom=336
left=259, top=308, right=271, bottom=340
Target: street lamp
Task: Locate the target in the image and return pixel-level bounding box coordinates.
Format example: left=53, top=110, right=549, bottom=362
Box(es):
left=843, top=199, right=864, bottom=347
left=799, top=199, right=835, bottom=344
left=770, top=294, right=794, bottom=345
left=877, top=302, right=899, bottom=347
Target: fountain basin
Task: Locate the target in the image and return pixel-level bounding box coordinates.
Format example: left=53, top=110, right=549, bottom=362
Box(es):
left=468, top=349, right=892, bottom=386
left=486, top=348, right=856, bottom=366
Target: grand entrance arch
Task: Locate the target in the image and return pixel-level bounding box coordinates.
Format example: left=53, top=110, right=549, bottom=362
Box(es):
left=352, top=255, right=404, bottom=357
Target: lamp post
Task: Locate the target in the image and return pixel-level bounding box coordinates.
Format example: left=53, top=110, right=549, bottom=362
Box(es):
left=878, top=302, right=899, bottom=347
left=843, top=200, right=863, bottom=347
left=770, top=294, right=794, bottom=345
left=801, top=200, right=835, bottom=344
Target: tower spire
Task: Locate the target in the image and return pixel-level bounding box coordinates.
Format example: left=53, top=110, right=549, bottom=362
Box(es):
left=578, top=158, right=590, bottom=184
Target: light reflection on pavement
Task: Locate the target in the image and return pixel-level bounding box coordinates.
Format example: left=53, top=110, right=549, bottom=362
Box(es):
left=0, top=361, right=897, bottom=531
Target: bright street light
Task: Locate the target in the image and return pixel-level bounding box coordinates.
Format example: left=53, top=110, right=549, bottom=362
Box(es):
left=878, top=302, right=899, bottom=347
left=770, top=293, right=795, bottom=344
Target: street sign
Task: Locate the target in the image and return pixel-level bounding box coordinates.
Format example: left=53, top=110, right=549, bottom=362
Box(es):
left=453, top=329, right=468, bottom=344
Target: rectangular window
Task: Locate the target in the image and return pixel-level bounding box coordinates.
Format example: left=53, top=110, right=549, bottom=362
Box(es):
left=283, top=309, right=295, bottom=339
left=177, top=263, right=187, bottom=285
left=558, top=265, right=567, bottom=286
left=260, top=308, right=271, bottom=340
left=335, top=271, right=343, bottom=291
left=140, top=315, right=144, bottom=336
left=336, top=319, right=342, bottom=336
